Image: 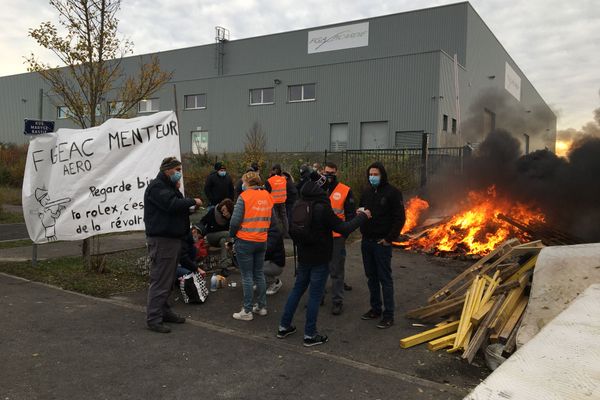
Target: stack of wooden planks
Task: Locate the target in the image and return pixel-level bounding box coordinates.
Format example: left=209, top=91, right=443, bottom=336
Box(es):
left=400, top=239, right=544, bottom=364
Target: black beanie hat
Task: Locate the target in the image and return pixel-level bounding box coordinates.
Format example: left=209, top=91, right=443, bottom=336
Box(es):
left=160, top=156, right=181, bottom=171
left=214, top=162, right=224, bottom=171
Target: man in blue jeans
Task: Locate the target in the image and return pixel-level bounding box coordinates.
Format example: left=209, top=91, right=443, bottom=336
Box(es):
left=359, top=162, right=405, bottom=329
left=277, top=171, right=370, bottom=347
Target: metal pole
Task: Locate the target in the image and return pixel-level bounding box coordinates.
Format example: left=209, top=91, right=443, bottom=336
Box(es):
left=523, top=133, right=530, bottom=155
left=420, top=132, right=429, bottom=188
left=32, top=89, right=44, bottom=267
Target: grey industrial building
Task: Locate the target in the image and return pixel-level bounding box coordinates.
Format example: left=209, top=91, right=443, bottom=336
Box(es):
left=0, top=2, right=556, bottom=153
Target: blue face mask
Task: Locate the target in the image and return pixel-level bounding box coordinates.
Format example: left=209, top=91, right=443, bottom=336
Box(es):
left=369, top=175, right=381, bottom=187
left=218, top=170, right=226, bottom=177
left=241, top=183, right=247, bottom=191
left=170, top=171, right=182, bottom=183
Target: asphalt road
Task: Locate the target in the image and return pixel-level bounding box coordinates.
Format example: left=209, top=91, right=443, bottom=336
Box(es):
left=0, top=223, right=29, bottom=241
left=1, top=273, right=469, bottom=400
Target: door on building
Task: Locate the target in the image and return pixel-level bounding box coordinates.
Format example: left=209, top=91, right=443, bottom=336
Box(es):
left=191, top=131, right=209, bottom=154
left=330, top=123, right=349, bottom=151
left=360, top=121, right=389, bottom=149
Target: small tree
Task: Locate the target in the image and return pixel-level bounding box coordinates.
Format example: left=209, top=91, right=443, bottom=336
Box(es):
left=25, top=0, right=172, bottom=270
left=243, top=122, right=267, bottom=171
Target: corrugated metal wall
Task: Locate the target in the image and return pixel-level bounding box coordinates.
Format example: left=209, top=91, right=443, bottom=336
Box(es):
left=0, top=2, right=555, bottom=154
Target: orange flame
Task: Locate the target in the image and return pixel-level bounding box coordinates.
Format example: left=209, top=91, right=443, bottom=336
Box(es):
left=397, top=186, right=545, bottom=256
left=401, top=196, right=430, bottom=234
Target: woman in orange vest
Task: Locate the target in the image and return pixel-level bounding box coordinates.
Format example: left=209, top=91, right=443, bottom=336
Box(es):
left=229, top=171, right=274, bottom=321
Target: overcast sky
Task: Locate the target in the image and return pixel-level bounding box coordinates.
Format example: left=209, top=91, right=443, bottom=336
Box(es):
left=0, top=0, right=598, bottom=131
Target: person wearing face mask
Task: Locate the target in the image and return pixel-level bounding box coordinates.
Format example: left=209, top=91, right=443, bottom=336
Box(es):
left=199, top=198, right=234, bottom=272
left=322, top=162, right=356, bottom=315
left=204, top=162, right=234, bottom=207
left=359, top=161, right=405, bottom=329
left=144, top=156, right=203, bottom=333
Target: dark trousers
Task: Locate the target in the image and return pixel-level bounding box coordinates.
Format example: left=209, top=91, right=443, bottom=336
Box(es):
left=329, top=237, right=346, bottom=305
left=146, top=236, right=182, bottom=325
left=361, top=239, right=394, bottom=318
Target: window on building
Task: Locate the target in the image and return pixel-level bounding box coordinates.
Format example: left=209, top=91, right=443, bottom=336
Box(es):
left=57, top=106, right=72, bottom=119
left=442, top=115, right=448, bottom=132
left=138, top=98, right=159, bottom=113
left=288, top=83, right=316, bottom=102
left=108, top=101, right=124, bottom=115
left=184, top=94, right=207, bottom=110
left=249, top=88, right=274, bottom=105
left=452, top=118, right=457, bottom=134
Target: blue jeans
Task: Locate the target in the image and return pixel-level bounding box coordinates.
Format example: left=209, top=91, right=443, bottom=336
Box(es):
left=361, top=239, right=395, bottom=318
left=235, top=238, right=267, bottom=313
left=280, top=262, right=329, bottom=337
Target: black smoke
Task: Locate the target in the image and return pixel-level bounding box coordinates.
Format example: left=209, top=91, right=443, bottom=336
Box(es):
left=426, top=130, right=600, bottom=242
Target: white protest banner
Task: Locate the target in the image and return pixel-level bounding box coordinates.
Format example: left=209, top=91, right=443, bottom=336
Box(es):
left=22, top=111, right=182, bottom=243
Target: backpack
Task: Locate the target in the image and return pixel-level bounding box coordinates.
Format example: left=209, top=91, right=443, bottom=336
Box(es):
left=289, top=199, right=316, bottom=244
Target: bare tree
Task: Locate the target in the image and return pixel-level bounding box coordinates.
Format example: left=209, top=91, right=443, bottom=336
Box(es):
left=244, top=122, right=267, bottom=168
left=25, top=0, right=173, bottom=270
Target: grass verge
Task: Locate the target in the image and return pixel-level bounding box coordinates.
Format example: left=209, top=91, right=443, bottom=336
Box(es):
left=0, top=239, right=33, bottom=249
left=0, top=208, right=24, bottom=223
left=0, top=248, right=149, bottom=298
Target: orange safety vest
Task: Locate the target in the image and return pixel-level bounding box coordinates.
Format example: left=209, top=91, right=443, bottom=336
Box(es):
left=329, top=182, right=351, bottom=238
left=237, top=189, right=273, bottom=242
left=268, top=175, right=287, bottom=204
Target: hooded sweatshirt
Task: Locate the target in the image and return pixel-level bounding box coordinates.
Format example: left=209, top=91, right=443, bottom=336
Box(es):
left=296, top=181, right=368, bottom=265
left=359, top=162, right=406, bottom=242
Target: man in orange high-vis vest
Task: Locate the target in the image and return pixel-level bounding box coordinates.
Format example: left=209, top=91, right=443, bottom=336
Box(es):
left=265, top=164, right=292, bottom=236
left=324, top=162, right=356, bottom=316
left=229, top=171, right=274, bottom=321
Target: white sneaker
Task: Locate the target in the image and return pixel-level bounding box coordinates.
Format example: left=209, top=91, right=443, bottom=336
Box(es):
left=266, top=279, right=283, bottom=295
left=232, top=309, right=253, bottom=321
left=252, top=304, right=268, bottom=316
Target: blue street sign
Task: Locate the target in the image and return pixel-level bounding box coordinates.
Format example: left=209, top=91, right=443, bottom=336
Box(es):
left=24, top=119, right=55, bottom=135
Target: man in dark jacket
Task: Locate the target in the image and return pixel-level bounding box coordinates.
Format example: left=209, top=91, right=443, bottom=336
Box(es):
left=277, top=172, right=371, bottom=347
left=204, top=162, right=234, bottom=206
left=359, top=162, right=405, bottom=329
left=144, top=156, right=202, bottom=333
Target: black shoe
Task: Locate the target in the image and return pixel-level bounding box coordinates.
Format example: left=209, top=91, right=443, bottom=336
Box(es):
left=277, top=325, right=297, bottom=339
left=163, top=313, right=186, bottom=324
left=376, top=316, right=394, bottom=329
left=361, top=309, right=381, bottom=320
left=331, top=303, right=343, bottom=315
left=147, top=323, right=171, bottom=333
left=344, top=283, right=352, bottom=291
left=303, top=334, right=329, bottom=347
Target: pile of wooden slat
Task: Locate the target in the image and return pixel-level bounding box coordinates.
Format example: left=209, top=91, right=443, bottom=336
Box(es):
left=400, top=239, right=544, bottom=364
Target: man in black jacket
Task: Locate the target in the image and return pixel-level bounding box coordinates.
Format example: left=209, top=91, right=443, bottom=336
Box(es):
left=277, top=172, right=371, bottom=347
left=144, top=157, right=202, bottom=333
left=359, top=161, right=405, bottom=329
left=204, top=162, right=234, bottom=206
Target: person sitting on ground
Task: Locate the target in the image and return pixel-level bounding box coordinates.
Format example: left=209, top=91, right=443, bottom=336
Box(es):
left=175, top=230, right=206, bottom=280
left=264, top=219, right=286, bottom=295
left=198, top=198, right=234, bottom=273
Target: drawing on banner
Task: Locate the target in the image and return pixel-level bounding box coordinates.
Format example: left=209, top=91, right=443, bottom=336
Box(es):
left=22, top=111, right=182, bottom=243
left=34, top=188, right=71, bottom=241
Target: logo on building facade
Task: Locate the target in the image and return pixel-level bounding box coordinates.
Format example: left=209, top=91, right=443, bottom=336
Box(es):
left=307, top=22, right=369, bottom=54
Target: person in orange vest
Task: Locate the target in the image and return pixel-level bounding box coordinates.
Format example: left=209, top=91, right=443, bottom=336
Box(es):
left=229, top=171, right=275, bottom=321
left=265, top=164, right=294, bottom=235
left=323, top=162, right=356, bottom=315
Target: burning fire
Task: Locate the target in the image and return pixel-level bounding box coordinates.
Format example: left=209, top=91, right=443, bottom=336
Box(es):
left=401, top=197, right=430, bottom=234
left=396, top=186, right=545, bottom=256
